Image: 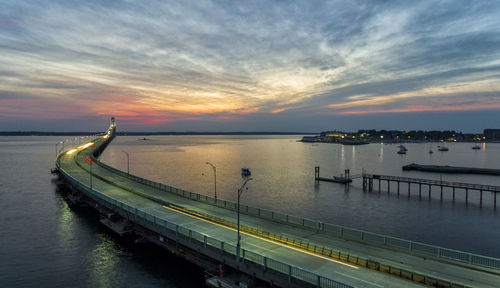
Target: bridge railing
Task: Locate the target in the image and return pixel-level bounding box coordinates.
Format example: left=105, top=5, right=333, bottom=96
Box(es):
left=56, top=163, right=354, bottom=288
left=90, top=159, right=500, bottom=271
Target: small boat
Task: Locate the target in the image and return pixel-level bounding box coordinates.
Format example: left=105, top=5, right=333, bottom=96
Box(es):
left=332, top=175, right=352, bottom=183
left=472, top=145, right=481, bottom=150
left=437, top=146, right=449, bottom=151
left=429, top=150, right=433, bottom=154
left=241, top=168, right=251, bottom=176
left=397, top=145, right=407, bottom=154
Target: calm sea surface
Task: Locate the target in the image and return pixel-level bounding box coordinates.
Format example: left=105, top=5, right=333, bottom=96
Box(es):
left=1, top=135, right=500, bottom=287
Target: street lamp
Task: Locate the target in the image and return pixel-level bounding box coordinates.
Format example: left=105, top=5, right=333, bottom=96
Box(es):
left=122, top=151, right=129, bottom=174
left=237, top=177, right=253, bottom=263
left=83, top=156, right=94, bottom=189
left=205, top=162, right=217, bottom=201
left=90, top=161, right=93, bottom=189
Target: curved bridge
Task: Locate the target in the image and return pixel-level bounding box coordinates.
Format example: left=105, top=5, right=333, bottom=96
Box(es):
left=56, top=120, right=500, bottom=288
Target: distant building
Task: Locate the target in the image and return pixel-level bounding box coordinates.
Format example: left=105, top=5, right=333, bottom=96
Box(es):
left=483, top=129, right=500, bottom=140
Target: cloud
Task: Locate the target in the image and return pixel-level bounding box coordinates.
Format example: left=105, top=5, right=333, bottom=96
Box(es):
left=0, top=0, right=499, bottom=130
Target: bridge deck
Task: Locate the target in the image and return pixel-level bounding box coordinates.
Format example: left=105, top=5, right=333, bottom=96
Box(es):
left=57, top=127, right=500, bottom=288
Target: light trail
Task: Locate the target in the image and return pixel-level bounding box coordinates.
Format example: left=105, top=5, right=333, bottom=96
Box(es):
left=162, top=205, right=359, bottom=269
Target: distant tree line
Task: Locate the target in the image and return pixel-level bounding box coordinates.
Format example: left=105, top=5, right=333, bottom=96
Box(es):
left=319, top=129, right=484, bottom=141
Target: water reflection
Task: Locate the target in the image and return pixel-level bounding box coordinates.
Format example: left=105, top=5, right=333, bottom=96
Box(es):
left=88, top=235, right=121, bottom=287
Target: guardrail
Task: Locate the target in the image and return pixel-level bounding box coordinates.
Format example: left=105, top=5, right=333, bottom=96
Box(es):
left=56, top=162, right=354, bottom=288
left=90, top=157, right=500, bottom=271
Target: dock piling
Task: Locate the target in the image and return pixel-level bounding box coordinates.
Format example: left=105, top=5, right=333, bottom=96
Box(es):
left=315, top=167, right=320, bottom=183
left=480, top=190, right=483, bottom=208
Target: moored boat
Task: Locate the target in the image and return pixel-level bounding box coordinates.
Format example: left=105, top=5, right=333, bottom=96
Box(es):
left=397, top=145, right=407, bottom=154
left=241, top=168, right=251, bottom=176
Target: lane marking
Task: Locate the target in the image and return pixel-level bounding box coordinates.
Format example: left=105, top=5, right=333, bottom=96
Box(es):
left=161, top=205, right=359, bottom=269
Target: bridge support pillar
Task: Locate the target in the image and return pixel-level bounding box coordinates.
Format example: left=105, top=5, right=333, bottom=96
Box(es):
left=440, top=186, right=443, bottom=201
left=397, top=181, right=400, bottom=196
left=428, top=184, right=431, bottom=199
left=453, top=187, right=455, bottom=202
left=387, top=180, right=390, bottom=193
left=408, top=182, right=411, bottom=197
left=494, top=192, right=497, bottom=209
left=466, top=189, right=469, bottom=205
left=419, top=184, right=422, bottom=198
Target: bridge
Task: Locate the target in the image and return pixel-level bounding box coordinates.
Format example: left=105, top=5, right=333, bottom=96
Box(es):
left=55, top=120, right=500, bottom=288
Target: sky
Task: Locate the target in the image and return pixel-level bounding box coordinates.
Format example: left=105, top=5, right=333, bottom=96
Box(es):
left=0, top=0, right=499, bottom=132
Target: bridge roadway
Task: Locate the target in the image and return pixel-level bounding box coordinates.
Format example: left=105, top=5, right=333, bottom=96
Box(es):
left=57, top=125, right=500, bottom=288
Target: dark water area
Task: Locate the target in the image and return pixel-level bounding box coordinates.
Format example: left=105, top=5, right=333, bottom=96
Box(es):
left=0, top=136, right=203, bottom=288
left=1, top=135, right=500, bottom=287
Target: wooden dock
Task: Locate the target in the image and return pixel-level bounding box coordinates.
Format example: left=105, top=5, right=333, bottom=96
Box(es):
left=315, top=167, right=352, bottom=183
left=403, top=163, right=500, bottom=176
left=362, top=173, right=500, bottom=208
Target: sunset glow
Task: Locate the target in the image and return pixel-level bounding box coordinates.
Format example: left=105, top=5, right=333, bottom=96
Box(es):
left=1, top=1, right=499, bottom=131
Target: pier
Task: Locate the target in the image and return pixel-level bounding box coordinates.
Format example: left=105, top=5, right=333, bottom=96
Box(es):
left=403, top=163, right=500, bottom=176
left=362, top=173, right=500, bottom=208
left=53, top=119, right=500, bottom=288
left=314, top=167, right=353, bottom=183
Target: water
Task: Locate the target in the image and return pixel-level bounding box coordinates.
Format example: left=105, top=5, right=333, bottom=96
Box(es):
left=1, top=135, right=499, bottom=287
left=0, top=136, right=203, bottom=288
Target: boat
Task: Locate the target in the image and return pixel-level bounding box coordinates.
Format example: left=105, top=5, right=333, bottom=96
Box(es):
left=241, top=168, right=251, bottom=176
left=429, top=150, right=433, bottom=154
left=472, top=145, right=481, bottom=150
left=437, top=146, right=449, bottom=151
left=332, top=175, right=352, bottom=183
left=397, top=145, right=407, bottom=154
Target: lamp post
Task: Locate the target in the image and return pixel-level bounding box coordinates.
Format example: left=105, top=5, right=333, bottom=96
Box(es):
left=90, top=161, right=93, bottom=189
left=122, top=151, right=129, bottom=174
left=205, top=162, right=217, bottom=201
left=237, top=177, right=253, bottom=263
left=83, top=156, right=94, bottom=189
